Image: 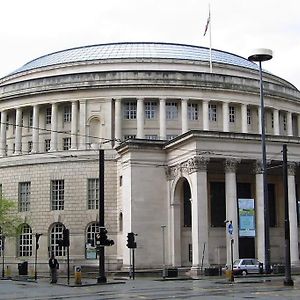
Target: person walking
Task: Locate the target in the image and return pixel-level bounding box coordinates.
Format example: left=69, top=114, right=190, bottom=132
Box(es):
left=48, top=253, right=59, bottom=283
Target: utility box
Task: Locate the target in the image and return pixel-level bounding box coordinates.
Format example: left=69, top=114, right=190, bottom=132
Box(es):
left=18, top=261, right=28, bottom=275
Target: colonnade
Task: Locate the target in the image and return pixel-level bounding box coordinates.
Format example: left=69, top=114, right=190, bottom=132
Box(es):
left=168, top=157, right=299, bottom=272
left=0, top=97, right=299, bottom=157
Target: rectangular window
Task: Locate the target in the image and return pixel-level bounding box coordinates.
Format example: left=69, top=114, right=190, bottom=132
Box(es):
left=229, top=106, right=235, bottom=123
left=166, top=102, right=178, bottom=120
left=208, top=104, right=217, bottom=122
left=166, top=134, right=178, bottom=141
left=247, top=108, right=251, bottom=125
left=88, top=179, right=99, bottom=209
left=45, top=139, right=51, bottom=152
left=145, top=102, right=157, bottom=119
left=188, top=103, right=198, bottom=121
left=124, top=135, right=136, bottom=140
left=63, top=105, right=72, bottom=123
left=63, top=137, right=71, bottom=150
left=210, top=182, right=226, bottom=227
left=283, top=114, right=287, bottom=131
left=124, top=101, right=137, bottom=119
left=268, top=183, right=276, bottom=227
left=19, top=182, right=31, bottom=212
left=51, top=180, right=64, bottom=210
left=46, top=107, right=51, bottom=125
left=145, top=135, right=158, bottom=140
left=28, top=141, right=32, bottom=153
left=27, top=110, right=33, bottom=128
left=6, top=115, right=9, bottom=130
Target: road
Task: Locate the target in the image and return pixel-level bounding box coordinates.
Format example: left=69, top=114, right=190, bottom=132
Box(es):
left=0, top=275, right=300, bottom=299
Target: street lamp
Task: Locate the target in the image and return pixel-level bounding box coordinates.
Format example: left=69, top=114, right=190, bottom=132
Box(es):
left=248, top=48, right=273, bottom=274
left=98, top=148, right=106, bottom=283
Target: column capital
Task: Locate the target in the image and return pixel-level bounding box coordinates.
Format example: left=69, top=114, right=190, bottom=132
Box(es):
left=187, top=156, right=210, bottom=173
left=288, top=162, right=297, bottom=176
left=224, top=158, right=240, bottom=173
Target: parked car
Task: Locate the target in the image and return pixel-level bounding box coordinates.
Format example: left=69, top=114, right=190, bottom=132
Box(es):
left=232, top=258, right=263, bottom=275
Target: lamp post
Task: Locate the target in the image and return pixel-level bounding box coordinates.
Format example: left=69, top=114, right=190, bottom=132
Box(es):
left=282, top=144, right=293, bottom=286
left=248, top=48, right=273, bottom=274
left=97, top=148, right=106, bottom=283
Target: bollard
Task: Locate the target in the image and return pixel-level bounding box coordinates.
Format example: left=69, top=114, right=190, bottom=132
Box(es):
left=74, top=266, right=82, bottom=285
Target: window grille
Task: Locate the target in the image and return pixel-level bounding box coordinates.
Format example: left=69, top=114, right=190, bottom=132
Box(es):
left=18, top=224, right=32, bottom=257
left=124, top=101, right=137, bottom=119
left=50, top=223, right=65, bottom=257
left=19, top=182, right=31, bottom=212
left=88, top=178, right=99, bottom=210
left=51, top=180, right=64, bottom=210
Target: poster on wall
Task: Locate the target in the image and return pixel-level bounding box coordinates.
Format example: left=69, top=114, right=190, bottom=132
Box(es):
left=238, top=198, right=255, bottom=237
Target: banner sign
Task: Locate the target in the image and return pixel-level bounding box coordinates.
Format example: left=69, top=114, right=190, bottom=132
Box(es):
left=238, top=198, right=255, bottom=237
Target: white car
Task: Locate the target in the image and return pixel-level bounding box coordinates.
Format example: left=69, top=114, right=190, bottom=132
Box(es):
left=232, top=258, right=263, bottom=275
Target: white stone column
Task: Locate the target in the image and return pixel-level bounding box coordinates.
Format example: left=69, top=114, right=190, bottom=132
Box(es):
left=287, top=111, right=293, bottom=136
left=136, top=98, right=144, bottom=139
left=222, top=102, right=229, bottom=132
left=241, top=104, right=248, bottom=133
left=79, top=100, right=87, bottom=149
left=14, top=107, right=22, bottom=155
left=190, top=157, right=209, bottom=274
left=70, top=101, right=78, bottom=150
left=255, top=161, right=265, bottom=264
left=0, top=110, right=7, bottom=157
left=115, top=98, right=122, bottom=143
left=159, top=98, right=166, bottom=140
left=225, top=159, right=239, bottom=265
left=298, top=115, right=300, bottom=137
left=181, top=98, right=188, bottom=134
left=50, top=103, right=58, bottom=152
left=287, top=163, right=299, bottom=264
left=273, top=109, right=280, bottom=135
left=32, top=105, right=39, bottom=153
left=202, top=100, right=209, bottom=131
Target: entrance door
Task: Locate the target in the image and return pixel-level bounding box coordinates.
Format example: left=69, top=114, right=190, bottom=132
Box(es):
left=239, top=237, right=255, bottom=258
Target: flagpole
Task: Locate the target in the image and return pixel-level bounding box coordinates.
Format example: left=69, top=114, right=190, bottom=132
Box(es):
left=209, top=4, right=212, bottom=73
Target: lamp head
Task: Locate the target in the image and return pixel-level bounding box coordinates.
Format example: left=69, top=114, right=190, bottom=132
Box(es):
left=248, top=48, right=273, bottom=62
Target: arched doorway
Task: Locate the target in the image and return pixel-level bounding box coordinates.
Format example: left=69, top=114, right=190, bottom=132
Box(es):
left=173, top=177, right=192, bottom=267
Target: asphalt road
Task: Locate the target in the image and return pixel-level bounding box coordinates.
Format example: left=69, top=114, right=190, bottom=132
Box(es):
left=0, top=275, right=300, bottom=299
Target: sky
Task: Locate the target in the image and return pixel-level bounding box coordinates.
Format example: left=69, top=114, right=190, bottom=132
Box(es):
left=0, top=0, right=299, bottom=89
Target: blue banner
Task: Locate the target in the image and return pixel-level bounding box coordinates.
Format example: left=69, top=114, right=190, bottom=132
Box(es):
left=238, top=198, right=255, bottom=237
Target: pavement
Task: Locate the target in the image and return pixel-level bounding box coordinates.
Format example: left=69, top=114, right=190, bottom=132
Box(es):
left=1, top=273, right=300, bottom=299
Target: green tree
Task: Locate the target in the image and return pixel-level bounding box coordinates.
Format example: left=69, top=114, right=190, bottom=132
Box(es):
left=0, top=197, right=22, bottom=237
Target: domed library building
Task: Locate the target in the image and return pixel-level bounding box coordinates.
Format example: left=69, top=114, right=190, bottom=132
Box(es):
left=0, top=42, right=299, bottom=274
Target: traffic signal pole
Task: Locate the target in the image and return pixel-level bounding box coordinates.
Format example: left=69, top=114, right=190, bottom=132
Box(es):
left=98, top=149, right=106, bottom=283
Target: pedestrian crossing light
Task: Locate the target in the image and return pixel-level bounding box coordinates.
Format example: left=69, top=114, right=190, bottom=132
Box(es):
left=126, top=232, right=137, bottom=249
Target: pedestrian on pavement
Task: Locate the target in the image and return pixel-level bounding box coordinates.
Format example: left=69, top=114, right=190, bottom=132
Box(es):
left=48, top=253, right=59, bottom=283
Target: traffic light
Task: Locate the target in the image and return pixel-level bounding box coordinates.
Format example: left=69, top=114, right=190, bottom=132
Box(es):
left=126, top=232, right=137, bottom=248
left=35, top=233, right=42, bottom=250
left=63, top=228, right=70, bottom=247
left=95, top=227, right=114, bottom=247
left=100, top=227, right=108, bottom=245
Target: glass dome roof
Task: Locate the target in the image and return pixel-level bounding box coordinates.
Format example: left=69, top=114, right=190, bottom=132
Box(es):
left=11, top=42, right=257, bottom=75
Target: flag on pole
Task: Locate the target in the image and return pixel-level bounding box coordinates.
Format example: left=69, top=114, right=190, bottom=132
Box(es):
left=203, top=10, right=210, bottom=36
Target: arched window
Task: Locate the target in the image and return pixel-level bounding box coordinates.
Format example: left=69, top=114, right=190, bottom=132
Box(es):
left=18, top=224, right=32, bottom=257
left=86, top=223, right=98, bottom=259
left=119, top=212, right=123, bottom=232
left=88, top=117, right=101, bottom=145
left=49, top=223, right=65, bottom=257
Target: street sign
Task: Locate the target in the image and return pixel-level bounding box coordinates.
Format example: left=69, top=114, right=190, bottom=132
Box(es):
left=228, top=223, right=233, bottom=235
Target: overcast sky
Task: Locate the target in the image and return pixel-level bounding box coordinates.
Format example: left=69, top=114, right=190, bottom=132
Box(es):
left=0, top=0, right=299, bottom=89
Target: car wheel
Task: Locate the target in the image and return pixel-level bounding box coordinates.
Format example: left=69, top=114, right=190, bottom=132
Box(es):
left=242, top=270, right=247, bottom=276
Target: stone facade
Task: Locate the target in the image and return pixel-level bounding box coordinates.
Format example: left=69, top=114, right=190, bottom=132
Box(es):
left=0, top=42, right=299, bottom=274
